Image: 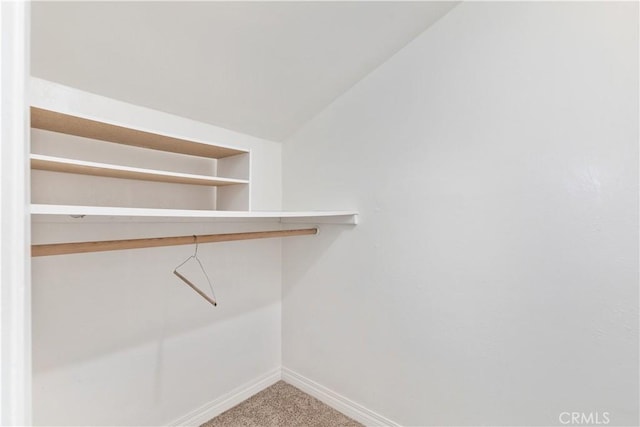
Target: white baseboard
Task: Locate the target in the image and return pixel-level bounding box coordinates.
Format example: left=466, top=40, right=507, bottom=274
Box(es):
left=281, top=367, right=400, bottom=427
left=168, top=367, right=281, bottom=427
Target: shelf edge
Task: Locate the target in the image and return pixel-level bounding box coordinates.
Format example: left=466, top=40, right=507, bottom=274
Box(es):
left=30, top=204, right=358, bottom=225
left=31, top=154, right=249, bottom=186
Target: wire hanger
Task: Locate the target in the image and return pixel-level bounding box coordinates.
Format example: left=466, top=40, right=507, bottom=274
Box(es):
left=173, top=236, right=217, bottom=306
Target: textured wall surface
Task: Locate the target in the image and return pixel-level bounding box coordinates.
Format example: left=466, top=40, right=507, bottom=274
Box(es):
left=282, top=2, right=639, bottom=425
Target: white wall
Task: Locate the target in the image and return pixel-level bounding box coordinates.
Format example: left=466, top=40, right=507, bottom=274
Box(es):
left=0, top=2, right=31, bottom=425
left=282, top=2, right=638, bottom=426
left=31, top=79, right=283, bottom=426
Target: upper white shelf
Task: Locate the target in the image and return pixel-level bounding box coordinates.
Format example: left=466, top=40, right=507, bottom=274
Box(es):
left=31, top=107, right=248, bottom=159
left=31, top=204, right=359, bottom=225
left=31, top=154, right=248, bottom=187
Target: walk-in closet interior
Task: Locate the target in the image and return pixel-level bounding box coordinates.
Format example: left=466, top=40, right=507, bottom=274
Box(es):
left=0, top=1, right=637, bottom=426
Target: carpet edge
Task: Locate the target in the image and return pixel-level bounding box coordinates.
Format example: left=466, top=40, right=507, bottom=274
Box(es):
left=281, top=367, right=400, bottom=427
left=167, top=367, right=282, bottom=427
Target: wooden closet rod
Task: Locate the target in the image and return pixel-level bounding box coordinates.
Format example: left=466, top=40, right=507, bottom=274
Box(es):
left=32, top=228, right=318, bottom=257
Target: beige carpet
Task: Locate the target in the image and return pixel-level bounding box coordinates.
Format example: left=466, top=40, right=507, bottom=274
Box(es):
left=201, top=381, right=362, bottom=427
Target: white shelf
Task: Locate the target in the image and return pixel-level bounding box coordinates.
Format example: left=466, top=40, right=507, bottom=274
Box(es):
left=31, top=107, right=247, bottom=159
left=31, top=154, right=248, bottom=187
left=31, top=204, right=359, bottom=225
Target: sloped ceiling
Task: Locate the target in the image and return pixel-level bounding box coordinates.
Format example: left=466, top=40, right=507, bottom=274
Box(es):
left=32, top=1, right=457, bottom=141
